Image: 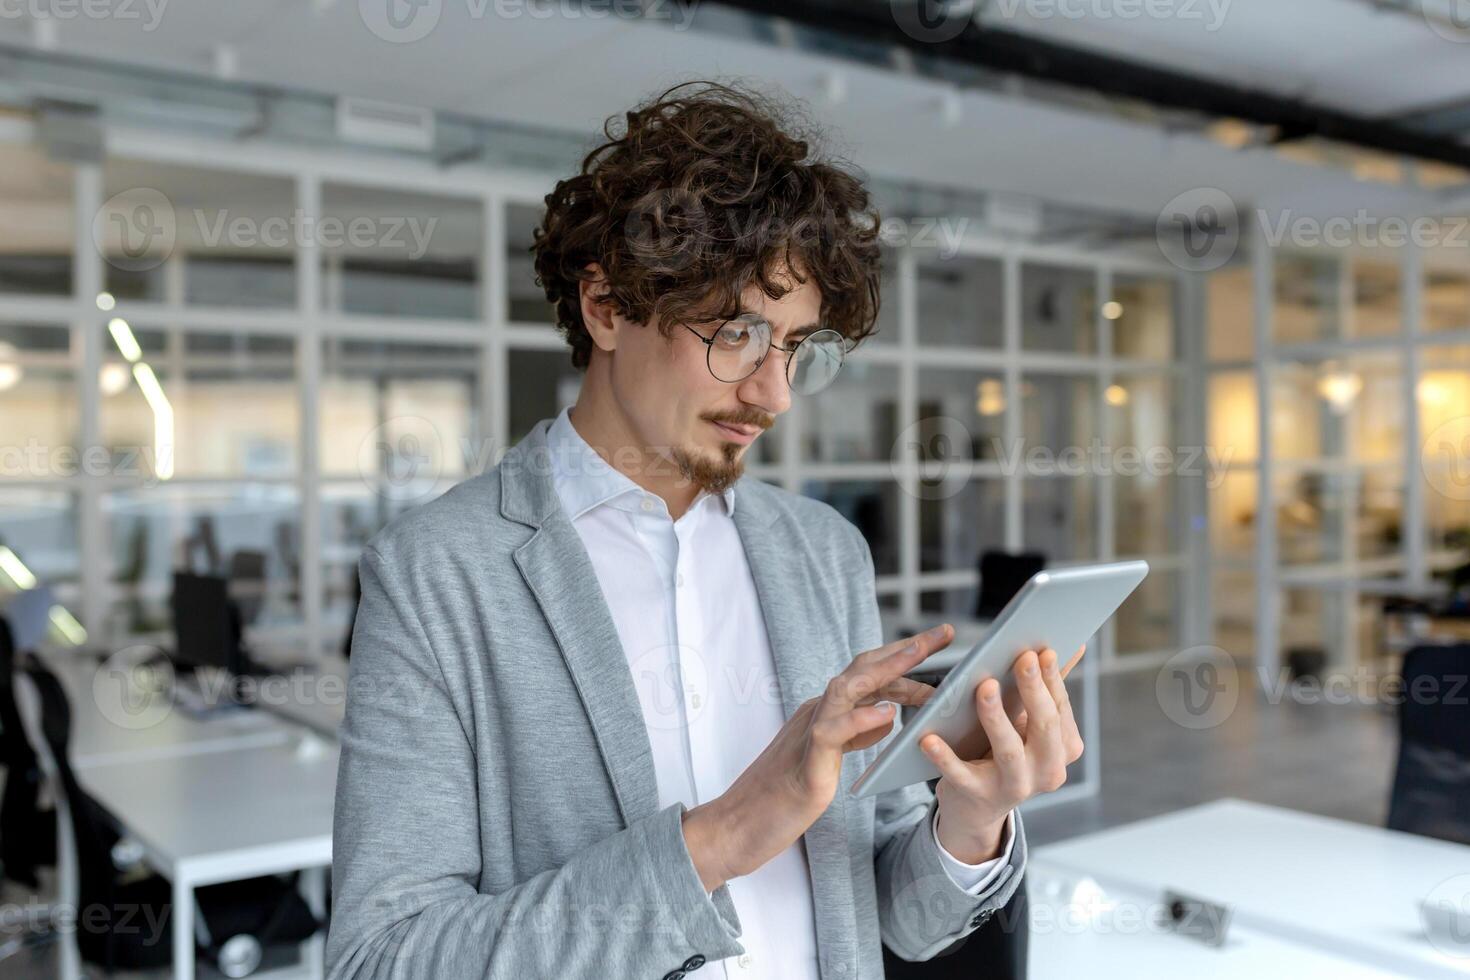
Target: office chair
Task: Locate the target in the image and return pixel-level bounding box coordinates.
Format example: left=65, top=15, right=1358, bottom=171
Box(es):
left=276, top=521, right=302, bottom=604
left=975, top=551, right=1047, bottom=621
left=0, top=618, right=54, bottom=887
left=1386, top=643, right=1470, bottom=846
left=14, top=655, right=322, bottom=975
left=228, top=549, right=270, bottom=627
left=881, top=879, right=1029, bottom=980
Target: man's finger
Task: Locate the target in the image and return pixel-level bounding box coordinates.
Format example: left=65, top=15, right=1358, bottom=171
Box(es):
left=824, top=625, right=953, bottom=713
left=1060, top=644, right=1086, bottom=679
left=1041, top=649, right=1084, bottom=763
left=974, top=677, right=1025, bottom=763
left=1014, top=650, right=1059, bottom=739
left=855, top=676, right=935, bottom=708
left=920, top=732, right=978, bottom=790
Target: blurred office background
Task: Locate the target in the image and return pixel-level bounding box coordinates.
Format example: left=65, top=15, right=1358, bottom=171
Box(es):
left=3, top=1, right=1470, bottom=977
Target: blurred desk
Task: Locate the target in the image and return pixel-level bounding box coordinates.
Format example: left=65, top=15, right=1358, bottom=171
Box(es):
left=1036, top=799, right=1470, bottom=978
left=38, top=651, right=338, bottom=980
left=78, top=739, right=337, bottom=980
left=256, top=654, right=349, bottom=739
left=1026, top=862, right=1410, bottom=978
left=41, top=652, right=292, bottom=770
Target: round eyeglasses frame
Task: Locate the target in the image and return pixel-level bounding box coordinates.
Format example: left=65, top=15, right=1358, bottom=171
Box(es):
left=680, top=314, right=850, bottom=394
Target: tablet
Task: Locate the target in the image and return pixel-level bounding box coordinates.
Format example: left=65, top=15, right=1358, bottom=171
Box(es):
left=850, top=560, right=1149, bottom=798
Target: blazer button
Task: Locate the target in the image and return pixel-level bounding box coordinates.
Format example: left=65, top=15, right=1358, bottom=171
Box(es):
left=682, top=954, right=706, bottom=970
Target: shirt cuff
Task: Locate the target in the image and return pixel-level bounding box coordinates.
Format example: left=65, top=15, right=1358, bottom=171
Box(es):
left=931, top=807, right=1015, bottom=895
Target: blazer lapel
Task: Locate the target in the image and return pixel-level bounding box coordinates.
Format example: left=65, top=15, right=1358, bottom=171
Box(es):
left=502, top=423, right=661, bottom=829
left=734, top=485, right=859, bottom=975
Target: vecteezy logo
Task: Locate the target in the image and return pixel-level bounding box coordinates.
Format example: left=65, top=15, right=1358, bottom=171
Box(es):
left=92, top=646, right=175, bottom=731
left=628, top=643, right=710, bottom=731
left=1424, top=0, right=1470, bottom=44
left=891, top=0, right=974, bottom=43
left=1155, top=187, right=1239, bottom=272
left=357, top=415, right=445, bottom=503
left=359, top=0, right=442, bottom=43
left=891, top=415, right=973, bottom=501
left=1156, top=646, right=1239, bottom=730
left=1423, top=873, right=1470, bottom=957
left=1424, top=417, right=1470, bottom=502
left=92, top=188, right=177, bottom=273
left=622, top=187, right=706, bottom=275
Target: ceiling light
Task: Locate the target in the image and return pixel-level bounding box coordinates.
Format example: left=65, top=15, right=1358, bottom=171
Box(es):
left=1105, top=384, right=1129, bottom=406
left=96, top=291, right=115, bottom=311
left=0, top=343, right=20, bottom=393
left=100, top=362, right=131, bottom=397
left=976, top=378, right=1005, bottom=417
left=131, top=362, right=175, bottom=480
left=1316, top=368, right=1362, bottom=414
left=1102, top=301, right=1123, bottom=320
left=108, top=318, right=142, bottom=362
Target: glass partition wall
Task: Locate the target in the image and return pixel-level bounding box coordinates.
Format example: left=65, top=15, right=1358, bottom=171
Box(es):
left=1206, top=228, right=1470, bottom=674
left=0, top=133, right=1196, bottom=682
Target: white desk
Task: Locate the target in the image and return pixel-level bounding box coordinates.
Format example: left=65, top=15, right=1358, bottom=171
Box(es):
left=1026, top=862, right=1412, bottom=978
left=78, top=739, right=338, bottom=980
left=1036, top=799, right=1470, bottom=978
left=35, top=652, right=337, bottom=980
left=43, top=652, right=292, bottom=769
left=255, top=655, right=349, bottom=739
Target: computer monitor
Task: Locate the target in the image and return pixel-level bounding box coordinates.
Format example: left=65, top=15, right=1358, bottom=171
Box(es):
left=170, top=572, right=244, bottom=673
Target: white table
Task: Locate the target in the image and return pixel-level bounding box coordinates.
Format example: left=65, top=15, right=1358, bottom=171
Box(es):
left=43, top=652, right=292, bottom=769
left=254, top=655, right=349, bottom=739
left=1026, top=862, right=1413, bottom=978
left=1036, top=798, right=1470, bottom=978
left=78, top=738, right=338, bottom=980
left=34, top=652, right=338, bottom=980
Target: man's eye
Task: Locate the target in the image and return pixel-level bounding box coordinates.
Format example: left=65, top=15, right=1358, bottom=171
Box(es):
left=714, top=325, right=751, bottom=349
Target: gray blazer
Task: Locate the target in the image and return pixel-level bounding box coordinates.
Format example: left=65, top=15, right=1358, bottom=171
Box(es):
left=327, top=419, right=1027, bottom=980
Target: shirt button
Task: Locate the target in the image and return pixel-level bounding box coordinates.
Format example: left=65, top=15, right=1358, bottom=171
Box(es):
left=737, top=953, right=752, bottom=969
left=641, top=497, right=655, bottom=512
left=676, top=573, right=685, bottom=587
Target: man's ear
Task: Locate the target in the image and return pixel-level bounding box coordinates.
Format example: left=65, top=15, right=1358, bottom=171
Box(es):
left=579, top=263, right=619, bottom=354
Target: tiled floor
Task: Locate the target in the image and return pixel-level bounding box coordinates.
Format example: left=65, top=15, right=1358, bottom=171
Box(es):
left=2, top=663, right=1401, bottom=978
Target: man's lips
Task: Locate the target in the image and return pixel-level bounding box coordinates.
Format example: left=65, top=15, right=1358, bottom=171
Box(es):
left=709, top=420, right=761, bottom=445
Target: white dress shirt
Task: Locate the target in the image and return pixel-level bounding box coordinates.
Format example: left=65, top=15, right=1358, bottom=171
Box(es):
left=546, top=409, right=1014, bottom=979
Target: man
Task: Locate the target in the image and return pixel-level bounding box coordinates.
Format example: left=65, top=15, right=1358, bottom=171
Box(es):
left=327, top=82, right=1084, bottom=980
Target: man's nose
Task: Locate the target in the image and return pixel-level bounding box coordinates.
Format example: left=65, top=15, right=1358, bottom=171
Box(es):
left=735, top=346, right=792, bottom=418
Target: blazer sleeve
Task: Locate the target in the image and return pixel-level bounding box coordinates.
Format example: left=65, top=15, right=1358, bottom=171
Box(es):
left=326, top=546, right=745, bottom=980
left=843, top=525, right=1028, bottom=962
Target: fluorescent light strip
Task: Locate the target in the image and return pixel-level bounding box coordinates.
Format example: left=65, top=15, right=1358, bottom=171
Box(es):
left=108, top=317, right=142, bottom=362
left=49, top=606, right=87, bottom=645
left=0, top=547, right=87, bottom=646
left=0, top=546, right=37, bottom=589
left=131, top=363, right=175, bottom=480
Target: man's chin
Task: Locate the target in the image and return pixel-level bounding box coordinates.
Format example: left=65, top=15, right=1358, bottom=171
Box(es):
left=672, top=443, right=746, bottom=495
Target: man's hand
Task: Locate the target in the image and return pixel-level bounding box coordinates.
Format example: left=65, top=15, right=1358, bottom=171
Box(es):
left=681, top=625, right=954, bottom=891
left=924, top=644, right=1087, bottom=864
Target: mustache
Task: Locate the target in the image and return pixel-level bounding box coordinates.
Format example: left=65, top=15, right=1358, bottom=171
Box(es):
left=703, top=409, right=775, bottom=431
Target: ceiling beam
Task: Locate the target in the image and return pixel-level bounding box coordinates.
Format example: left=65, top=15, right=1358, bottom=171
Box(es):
left=708, top=0, right=1470, bottom=170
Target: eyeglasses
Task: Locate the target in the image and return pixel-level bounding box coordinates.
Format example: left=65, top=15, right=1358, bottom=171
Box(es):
left=682, top=314, right=848, bottom=395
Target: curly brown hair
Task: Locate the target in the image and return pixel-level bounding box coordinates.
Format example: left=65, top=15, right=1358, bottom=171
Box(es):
left=532, top=80, right=883, bottom=370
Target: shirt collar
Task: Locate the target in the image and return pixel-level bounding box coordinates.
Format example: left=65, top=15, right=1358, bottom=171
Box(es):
left=545, top=407, right=736, bottom=521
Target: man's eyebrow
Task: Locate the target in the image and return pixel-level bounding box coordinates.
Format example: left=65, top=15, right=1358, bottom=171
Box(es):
left=779, top=321, right=823, bottom=343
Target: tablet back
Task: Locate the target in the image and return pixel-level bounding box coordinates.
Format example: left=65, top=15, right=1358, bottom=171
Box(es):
left=850, top=560, right=1148, bottom=798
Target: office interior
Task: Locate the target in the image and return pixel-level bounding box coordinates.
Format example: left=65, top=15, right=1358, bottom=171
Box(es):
left=2, top=1, right=1470, bottom=977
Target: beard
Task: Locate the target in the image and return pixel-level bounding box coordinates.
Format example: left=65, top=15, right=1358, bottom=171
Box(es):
left=671, top=440, right=745, bottom=495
